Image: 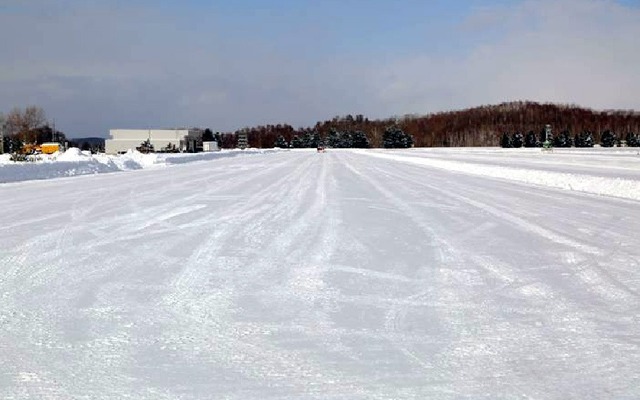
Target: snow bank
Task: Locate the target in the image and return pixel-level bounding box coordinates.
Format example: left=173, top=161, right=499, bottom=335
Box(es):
left=0, top=157, right=120, bottom=183
left=159, top=148, right=281, bottom=165
left=360, top=150, right=640, bottom=201
left=0, top=153, right=12, bottom=164
left=0, top=148, right=283, bottom=184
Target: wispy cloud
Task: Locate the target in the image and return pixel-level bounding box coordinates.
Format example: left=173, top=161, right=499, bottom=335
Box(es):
left=371, top=0, right=640, bottom=115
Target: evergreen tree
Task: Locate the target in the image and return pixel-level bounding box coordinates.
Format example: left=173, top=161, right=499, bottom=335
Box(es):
left=383, top=126, right=412, bottom=148
left=351, top=130, right=370, bottom=148
left=404, top=133, right=414, bottom=148
left=500, top=132, right=512, bottom=148
left=162, top=142, right=178, bottom=152
left=524, top=131, right=538, bottom=147
left=576, top=131, right=594, bottom=147
left=202, top=128, right=215, bottom=142
left=540, top=128, right=553, bottom=146
left=554, top=130, right=572, bottom=147
left=512, top=132, right=523, bottom=148
left=3, top=136, right=22, bottom=153
left=565, top=130, right=574, bottom=147
left=585, top=132, right=594, bottom=147
left=301, top=131, right=322, bottom=148
left=383, top=127, right=395, bottom=148
left=327, top=128, right=341, bottom=148
left=274, top=135, right=289, bottom=148
left=601, top=130, right=617, bottom=147
left=290, top=135, right=303, bottom=148
left=574, top=133, right=583, bottom=148
left=311, top=131, right=322, bottom=148
left=301, top=131, right=313, bottom=147
left=625, top=132, right=639, bottom=147
left=340, top=131, right=353, bottom=148
left=137, top=139, right=154, bottom=153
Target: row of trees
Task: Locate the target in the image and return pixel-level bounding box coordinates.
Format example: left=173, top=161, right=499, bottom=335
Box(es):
left=270, top=126, right=417, bottom=149
left=500, top=129, right=640, bottom=148
left=5, top=101, right=640, bottom=153
left=273, top=128, right=373, bottom=149
left=221, top=101, right=640, bottom=148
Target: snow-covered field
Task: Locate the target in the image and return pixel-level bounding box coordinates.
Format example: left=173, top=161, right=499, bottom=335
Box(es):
left=1, top=147, right=639, bottom=399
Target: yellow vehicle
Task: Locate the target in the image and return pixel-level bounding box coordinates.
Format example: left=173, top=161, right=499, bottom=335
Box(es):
left=19, top=142, right=61, bottom=155
left=20, top=143, right=41, bottom=154
left=40, top=142, right=60, bottom=154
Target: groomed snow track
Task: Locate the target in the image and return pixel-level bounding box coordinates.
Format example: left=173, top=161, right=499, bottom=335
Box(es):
left=1, top=149, right=639, bottom=399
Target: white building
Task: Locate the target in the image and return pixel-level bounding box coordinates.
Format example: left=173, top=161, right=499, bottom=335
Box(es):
left=203, top=141, right=220, bottom=152
left=105, top=129, right=204, bottom=154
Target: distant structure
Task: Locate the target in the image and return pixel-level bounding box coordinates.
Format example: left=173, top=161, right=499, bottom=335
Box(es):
left=203, top=141, right=220, bottom=152
left=545, top=124, right=552, bottom=142
left=105, top=129, right=204, bottom=154
left=541, top=124, right=553, bottom=151
left=237, top=132, right=248, bottom=149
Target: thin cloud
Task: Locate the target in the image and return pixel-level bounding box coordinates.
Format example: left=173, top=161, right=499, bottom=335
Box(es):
left=0, top=0, right=638, bottom=136
left=372, top=0, right=640, bottom=115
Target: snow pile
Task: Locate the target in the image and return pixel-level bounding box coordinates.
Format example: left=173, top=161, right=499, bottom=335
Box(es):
left=0, top=153, right=12, bottom=164
left=0, top=149, right=121, bottom=183
left=360, top=150, right=640, bottom=201
left=0, top=148, right=284, bottom=183
left=105, top=149, right=158, bottom=170
left=55, top=147, right=90, bottom=162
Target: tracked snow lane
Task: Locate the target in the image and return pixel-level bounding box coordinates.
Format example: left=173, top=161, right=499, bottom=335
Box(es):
left=1, top=149, right=639, bottom=399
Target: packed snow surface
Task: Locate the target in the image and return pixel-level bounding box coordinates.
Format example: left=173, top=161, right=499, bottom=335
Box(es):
left=1, top=148, right=639, bottom=399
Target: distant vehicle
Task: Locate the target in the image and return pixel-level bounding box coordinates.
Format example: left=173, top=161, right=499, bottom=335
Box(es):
left=18, top=142, right=61, bottom=155
left=20, top=143, right=41, bottom=154
left=40, top=142, right=60, bottom=154
left=317, top=146, right=325, bottom=153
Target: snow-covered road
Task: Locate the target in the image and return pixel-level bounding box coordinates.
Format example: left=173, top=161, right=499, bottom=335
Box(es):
left=1, top=149, right=639, bottom=399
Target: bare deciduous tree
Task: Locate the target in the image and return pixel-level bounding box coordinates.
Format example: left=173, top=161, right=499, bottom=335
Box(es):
left=6, top=105, right=47, bottom=143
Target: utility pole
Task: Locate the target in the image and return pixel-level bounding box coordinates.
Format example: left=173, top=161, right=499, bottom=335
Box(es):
left=0, top=122, right=4, bottom=154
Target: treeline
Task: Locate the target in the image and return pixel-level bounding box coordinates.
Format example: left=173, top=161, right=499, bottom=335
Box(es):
left=219, top=101, right=640, bottom=148
left=5, top=101, right=640, bottom=152
left=500, top=129, right=640, bottom=148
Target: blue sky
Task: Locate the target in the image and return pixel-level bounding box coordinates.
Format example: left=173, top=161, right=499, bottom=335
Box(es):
left=1, top=0, right=639, bottom=137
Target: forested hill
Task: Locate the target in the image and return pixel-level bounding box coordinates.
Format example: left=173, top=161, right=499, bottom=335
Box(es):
left=224, top=101, right=640, bottom=148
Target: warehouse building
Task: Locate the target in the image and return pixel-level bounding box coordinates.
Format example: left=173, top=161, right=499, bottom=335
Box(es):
left=105, top=129, right=205, bottom=154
